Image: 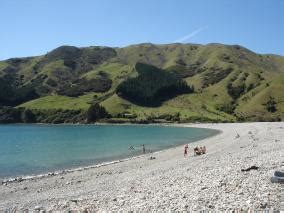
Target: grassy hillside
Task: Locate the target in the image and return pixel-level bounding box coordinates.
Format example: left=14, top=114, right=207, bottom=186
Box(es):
left=1, top=43, right=284, bottom=123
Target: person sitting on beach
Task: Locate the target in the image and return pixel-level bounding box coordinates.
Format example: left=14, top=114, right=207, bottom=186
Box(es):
left=199, top=146, right=203, bottom=154
left=202, top=146, right=206, bottom=154
left=198, top=147, right=203, bottom=155
left=193, top=147, right=198, bottom=155
left=194, top=146, right=201, bottom=155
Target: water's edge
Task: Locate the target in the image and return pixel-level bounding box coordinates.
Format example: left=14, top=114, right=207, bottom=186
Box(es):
left=0, top=124, right=221, bottom=184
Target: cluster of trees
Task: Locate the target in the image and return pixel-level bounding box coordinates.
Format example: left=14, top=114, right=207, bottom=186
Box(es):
left=59, top=76, right=112, bottom=97
left=227, top=82, right=245, bottom=100
left=0, top=104, right=109, bottom=124
left=0, top=107, right=85, bottom=124
left=86, top=103, right=110, bottom=122
left=203, top=67, right=233, bottom=87
left=215, top=103, right=235, bottom=114
left=0, top=76, right=39, bottom=106
left=0, top=107, right=22, bottom=123
left=265, top=96, right=277, bottom=113
left=116, top=63, right=193, bottom=106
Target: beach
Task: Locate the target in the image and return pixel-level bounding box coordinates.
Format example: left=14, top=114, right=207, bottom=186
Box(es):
left=0, top=122, right=283, bottom=211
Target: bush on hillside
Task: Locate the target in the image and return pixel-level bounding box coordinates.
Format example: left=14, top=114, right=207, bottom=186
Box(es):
left=216, top=103, right=235, bottom=114
left=203, top=67, right=233, bottom=87
left=0, top=76, right=39, bottom=106
left=86, top=103, right=110, bottom=123
left=227, top=83, right=245, bottom=100
left=31, top=109, right=85, bottom=124
left=59, top=76, right=112, bottom=97
left=265, top=96, right=277, bottom=113
left=0, top=107, right=22, bottom=123
left=21, top=108, right=36, bottom=123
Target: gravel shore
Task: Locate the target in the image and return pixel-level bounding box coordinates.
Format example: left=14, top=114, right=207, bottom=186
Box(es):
left=0, top=122, right=283, bottom=211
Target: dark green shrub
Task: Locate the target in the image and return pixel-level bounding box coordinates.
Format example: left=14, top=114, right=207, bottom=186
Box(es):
left=0, top=107, right=22, bottom=123
left=246, top=83, right=255, bottom=92
left=216, top=103, right=235, bottom=114
left=202, top=67, right=233, bottom=87
left=227, top=83, right=245, bottom=100
left=86, top=103, right=109, bottom=123
left=59, top=76, right=112, bottom=97
left=265, top=96, right=277, bottom=113
left=45, top=78, right=58, bottom=87
left=31, top=109, right=85, bottom=123
left=0, top=76, right=39, bottom=106
left=21, top=109, right=36, bottom=123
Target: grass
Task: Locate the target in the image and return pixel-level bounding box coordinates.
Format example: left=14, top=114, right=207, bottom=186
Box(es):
left=235, top=74, right=284, bottom=118
left=101, top=93, right=235, bottom=122
left=82, top=62, right=135, bottom=88
left=0, top=61, right=8, bottom=77
left=0, top=42, right=282, bottom=122
left=18, top=93, right=97, bottom=110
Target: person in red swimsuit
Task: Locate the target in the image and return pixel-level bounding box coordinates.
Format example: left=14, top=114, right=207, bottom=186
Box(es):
left=184, top=144, right=189, bottom=157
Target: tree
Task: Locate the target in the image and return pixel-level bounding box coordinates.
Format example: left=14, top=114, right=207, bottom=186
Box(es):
left=21, top=109, right=36, bottom=123
left=86, top=103, right=109, bottom=123
left=0, top=107, right=22, bottom=123
left=266, top=96, right=277, bottom=113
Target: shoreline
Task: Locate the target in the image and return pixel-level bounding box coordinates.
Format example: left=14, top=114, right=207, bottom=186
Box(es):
left=1, top=124, right=222, bottom=183
left=0, top=122, right=283, bottom=211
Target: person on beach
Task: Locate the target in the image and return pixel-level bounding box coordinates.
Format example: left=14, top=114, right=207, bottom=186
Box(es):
left=194, top=146, right=201, bottom=155
left=194, top=146, right=198, bottom=155
left=199, top=146, right=203, bottom=154
left=142, top=144, right=146, bottom=154
left=194, top=146, right=206, bottom=155
left=202, top=146, right=206, bottom=154
left=184, top=144, right=189, bottom=157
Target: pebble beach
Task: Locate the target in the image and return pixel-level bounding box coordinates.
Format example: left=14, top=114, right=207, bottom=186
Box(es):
left=0, top=122, right=283, bottom=211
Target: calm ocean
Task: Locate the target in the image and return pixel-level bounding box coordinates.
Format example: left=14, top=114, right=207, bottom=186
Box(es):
left=0, top=124, right=219, bottom=178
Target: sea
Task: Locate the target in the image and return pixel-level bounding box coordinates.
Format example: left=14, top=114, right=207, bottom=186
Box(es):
left=0, top=124, right=219, bottom=178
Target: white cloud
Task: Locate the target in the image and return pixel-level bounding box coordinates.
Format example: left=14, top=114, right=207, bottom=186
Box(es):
left=174, top=27, right=207, bottom=43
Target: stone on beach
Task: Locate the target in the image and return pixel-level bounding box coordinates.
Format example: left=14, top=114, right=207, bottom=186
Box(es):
left=0, top=122, right=283, bottom=211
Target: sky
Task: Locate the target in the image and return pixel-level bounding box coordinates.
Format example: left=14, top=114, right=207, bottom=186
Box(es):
left=1, top=0, right=284, bottom=59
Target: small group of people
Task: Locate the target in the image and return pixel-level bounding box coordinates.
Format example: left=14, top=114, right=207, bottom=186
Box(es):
left=184, top=144, right=206, bottom=157
left=193, top=146, right=206, bottom=156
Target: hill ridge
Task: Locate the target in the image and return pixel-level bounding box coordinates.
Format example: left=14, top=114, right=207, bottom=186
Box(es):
left=0, top=43, right=284, bottom=123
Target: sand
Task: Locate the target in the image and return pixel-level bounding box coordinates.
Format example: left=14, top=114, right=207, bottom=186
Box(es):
left=0, top=122, right=283, bottom=211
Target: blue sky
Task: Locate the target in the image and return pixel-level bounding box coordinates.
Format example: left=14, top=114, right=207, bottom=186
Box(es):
left=1, top=0, right=284, bottom=59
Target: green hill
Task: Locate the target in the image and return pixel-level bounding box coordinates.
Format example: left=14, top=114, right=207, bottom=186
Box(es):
left=1, top=43, right=284, bottom=123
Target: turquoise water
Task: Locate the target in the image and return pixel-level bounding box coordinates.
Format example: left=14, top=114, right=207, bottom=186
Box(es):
left=0, top=124, right=219, bottom=178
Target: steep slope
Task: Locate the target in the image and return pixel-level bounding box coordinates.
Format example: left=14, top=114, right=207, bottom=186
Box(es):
left=0, top=46, right=117, bottom=106
left=1, top=43, right=284, bottom=123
